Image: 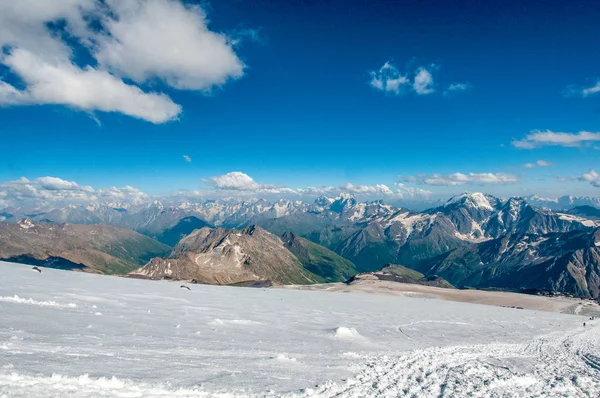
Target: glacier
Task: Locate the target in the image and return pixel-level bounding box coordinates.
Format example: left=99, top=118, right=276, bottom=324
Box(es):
left=0, top=261, right=598, bottom=397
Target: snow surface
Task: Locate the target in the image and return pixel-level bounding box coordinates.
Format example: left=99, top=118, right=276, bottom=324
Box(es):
left=0, top=261, right=598, bottom=397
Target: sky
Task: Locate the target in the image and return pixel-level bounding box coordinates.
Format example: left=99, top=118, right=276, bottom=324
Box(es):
left=0, top=0, right=599, bottom=207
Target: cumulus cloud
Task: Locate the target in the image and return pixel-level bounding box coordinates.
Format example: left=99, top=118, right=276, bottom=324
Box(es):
left=580, top=170, right=600, bottom=187
left=95, top=0, right=244, bottom=91
left=37, top=176, right=93, bottom=192
left=0, top=49, right=181, bottom=123
left=522, top=160, right=554, bottom=168
left=369, top=62, right=438, bottom=95
left=339, top=183, right=394, bottom=195
left=0, top=0, right=244, bottom=123
left=183, top=155, right=192, bottom=163
left=0, top=176, right=148, bottom=208
left=402, top=172, right=518, bottom=186
left=369, top=62, right=410, bottom=94
left=512, top=130, right=600, bottom=149
left=367, top=61, right=469, bottom=97
left=206, top=172, right=263, bottom=191
left=413, top=67, right=435, bottom=95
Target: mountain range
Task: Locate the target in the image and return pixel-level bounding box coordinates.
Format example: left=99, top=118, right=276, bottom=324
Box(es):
left=0, top=219, right=170, bottom=274
left=1, top=192, right=600, bottom=298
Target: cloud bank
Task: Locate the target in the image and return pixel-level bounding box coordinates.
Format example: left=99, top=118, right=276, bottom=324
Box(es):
left=512, top=130, right=600, bottom=149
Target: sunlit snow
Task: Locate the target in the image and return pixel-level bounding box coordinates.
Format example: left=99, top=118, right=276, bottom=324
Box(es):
left=0, top=261, right=598, bottom=397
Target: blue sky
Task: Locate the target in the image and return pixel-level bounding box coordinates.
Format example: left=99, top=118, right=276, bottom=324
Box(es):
left=0, top=0, right=599, bottom=204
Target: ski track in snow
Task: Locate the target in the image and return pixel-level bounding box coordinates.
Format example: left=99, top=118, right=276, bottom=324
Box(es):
left=0, top=261, right=598, bottom=397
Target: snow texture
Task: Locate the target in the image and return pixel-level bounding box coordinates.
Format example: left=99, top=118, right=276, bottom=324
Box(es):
left=0, top=261, right=598, bottom=397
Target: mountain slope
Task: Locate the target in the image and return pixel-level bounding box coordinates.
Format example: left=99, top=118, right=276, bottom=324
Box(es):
left=281, top=232, right=357, bottom=282
left=0, top=220, right=171, bottom=274
left=419, top=228, right=600, bottom=298
left=567, top=206, right=600, bottom=220
left=154, top=216, right=212, bottom=246
left=131, top=226, right=321, bottom=285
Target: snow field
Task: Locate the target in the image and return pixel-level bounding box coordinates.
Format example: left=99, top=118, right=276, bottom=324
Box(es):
left=0, top=261, right=597, bottom=397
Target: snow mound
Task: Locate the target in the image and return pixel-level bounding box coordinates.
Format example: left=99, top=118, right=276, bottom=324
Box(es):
left=0, top=295, right=77, bottom=309
left=274, top=353, right=297, bottom=362
left=333, top=327, right=363, bottom=340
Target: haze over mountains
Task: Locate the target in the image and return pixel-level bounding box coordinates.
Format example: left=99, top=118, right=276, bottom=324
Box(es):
left=1, top=192, right=600, bottom=298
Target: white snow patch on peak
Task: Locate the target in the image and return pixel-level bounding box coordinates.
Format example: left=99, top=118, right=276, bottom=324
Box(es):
left=445, top=192, right=494, bottom=210
left=557, top=214, right=599, bottom=228
left=333, top=327, right=363, bottom=340
left=0, top=295, right=76, bottom=309
left=17, top=218, right=35, bottom=229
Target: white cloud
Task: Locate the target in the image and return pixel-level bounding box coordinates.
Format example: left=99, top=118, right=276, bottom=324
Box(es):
left=394, top=183, right=432, bottom=199
left=0, top=0, right=244, bottom=122
left=369, top=62, right=410, bottom=94
left=297, top=186, right=337, bottom=195
left=522, top=160, right=554, bottom=168
left=183, top=155, right=192, bottom=163
left=582, top=81, right=600, bottom=97
left=339, top=183, right=394, bottom=195
left=512, top=130, right=600, bottom=149
left=566, top=80, right=600, bottom=97
left=369, top=61, right=459, bottom=96
left=206, top=172, right=262, bottom=191
left=95, top=0, right=244, bottom=91
left=413, top=67, right=435, bottom=95
left=37, top=176, right=93, bottom=192
left=403, top=172, right=518, bottom=186
left=444, top=82, right=471, bottom=95
left=204, top=172, right=431, bottom=201
left=0, top=49, right=181, bottom=123
left=97, top=186, right=148, bottom=205
left=580, top=170, right=600, bottom=187
left=0, top=176, right=152, bottom=208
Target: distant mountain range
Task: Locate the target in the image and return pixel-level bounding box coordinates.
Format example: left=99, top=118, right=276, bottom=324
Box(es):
left=1, top=192, right=599, bottom=298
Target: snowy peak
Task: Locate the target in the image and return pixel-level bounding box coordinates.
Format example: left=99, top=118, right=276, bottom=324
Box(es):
left=444, top=192, right=497, bottom=211
left=329, top=194, right=357, bottom=213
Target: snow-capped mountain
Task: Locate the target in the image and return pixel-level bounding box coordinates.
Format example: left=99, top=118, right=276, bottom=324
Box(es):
left=2, top=192, right=600, bottom=297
